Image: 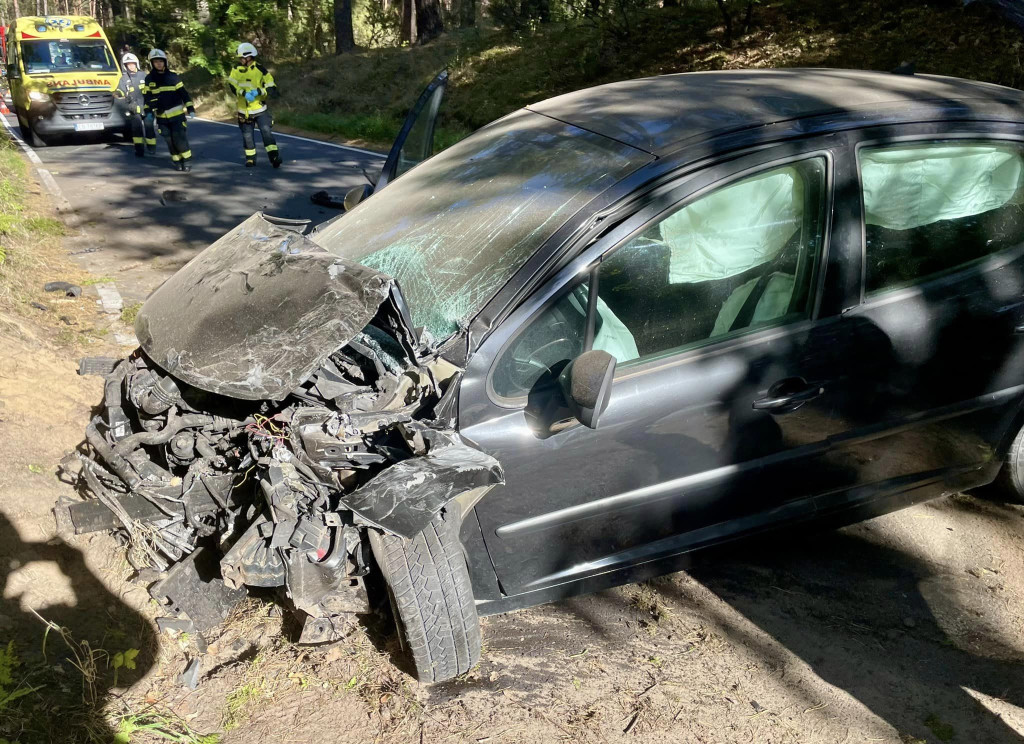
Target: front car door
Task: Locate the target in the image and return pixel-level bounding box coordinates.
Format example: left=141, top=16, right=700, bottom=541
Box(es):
left=459, top=137, right=860, bottom=602
left=375, top=69, right=448, bottom=192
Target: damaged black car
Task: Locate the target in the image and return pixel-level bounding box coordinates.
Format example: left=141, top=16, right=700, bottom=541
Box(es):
left=64, top=69, right=1024, bottom=683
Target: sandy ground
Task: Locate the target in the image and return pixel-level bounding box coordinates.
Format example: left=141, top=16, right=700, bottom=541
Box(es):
left=1, top=148, right=1023, bottom=744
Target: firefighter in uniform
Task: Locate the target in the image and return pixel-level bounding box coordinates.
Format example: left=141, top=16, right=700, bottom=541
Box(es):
left=117, top=53, right=156, bottom=157
left=227, top=43, right=282, bottom=168
left=143, top=49, right=196, bottom=172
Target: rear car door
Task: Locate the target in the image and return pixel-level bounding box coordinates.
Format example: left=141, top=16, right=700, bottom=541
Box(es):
left=817, top=127, right=1024, bottom=516
left=459, top=140, right=859, bottom=598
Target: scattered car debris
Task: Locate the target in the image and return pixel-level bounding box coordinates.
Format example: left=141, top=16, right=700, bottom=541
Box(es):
left=62, top=213, right=503, bottom=655
left=310, top=189, right=345, bottom=210
left=179, top=657, right=201, bottom=690
left=43, top=281, right=82, bottom=297
left=30, top=301, right=47, bottom=312
left=160, top=190, right=189, bottom=206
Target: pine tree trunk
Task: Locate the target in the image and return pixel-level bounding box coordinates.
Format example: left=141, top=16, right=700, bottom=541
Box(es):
left=715, top=0, right=733, bottom=45
left=333, top=0, right=355, bottom=52
left=458, top=0, right=474, bottom=27
left=401, top=0, right=416, bottom=44
left=414, top=0, right=442, bottom=43
left=312, top=0, right=325, bottom=55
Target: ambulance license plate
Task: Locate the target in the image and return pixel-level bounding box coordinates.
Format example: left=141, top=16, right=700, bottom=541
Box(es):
left=74, top=122, right=104, bottom=132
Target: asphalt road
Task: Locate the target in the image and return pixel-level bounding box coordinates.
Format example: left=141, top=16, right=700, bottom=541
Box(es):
left=2, top=112, right=385, bottom=301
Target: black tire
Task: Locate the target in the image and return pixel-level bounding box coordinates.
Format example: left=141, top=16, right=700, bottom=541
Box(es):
left=26, top=124, right=47, bottom=148
left=369, top=512, right=481, bottom=683
left=16, top=111, right=33, bottom=143
left=992, top=424, right=1024, bottom=503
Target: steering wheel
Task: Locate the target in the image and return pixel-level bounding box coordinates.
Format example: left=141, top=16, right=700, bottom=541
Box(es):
left=507, top=336, right=575, bottom=393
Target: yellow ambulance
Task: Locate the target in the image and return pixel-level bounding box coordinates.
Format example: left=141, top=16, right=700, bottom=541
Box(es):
left=4, top=16, right=128, bottom=146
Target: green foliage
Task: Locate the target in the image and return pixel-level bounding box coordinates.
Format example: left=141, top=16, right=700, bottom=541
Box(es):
left=110, top=0, right=338, bottom=75
left=0, top=641, right=41, bottom=711
left=354, top=0, right=403, bottom=48
left=113, top=709, right=220, bottom=744
left=120, top=302, right=143, bottom=326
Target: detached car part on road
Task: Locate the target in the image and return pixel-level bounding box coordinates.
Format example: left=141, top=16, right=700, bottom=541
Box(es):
left=65, top=69, right=1024, bottom=683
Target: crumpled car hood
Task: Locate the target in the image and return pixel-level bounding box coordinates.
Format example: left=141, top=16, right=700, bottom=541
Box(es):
left=135, top=213, right=415, bottom=401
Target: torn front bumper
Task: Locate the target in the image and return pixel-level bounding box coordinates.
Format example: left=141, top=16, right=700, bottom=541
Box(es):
left=62, top=213, right=502, bottom=641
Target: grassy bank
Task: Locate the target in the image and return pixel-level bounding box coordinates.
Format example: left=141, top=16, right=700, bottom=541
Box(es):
left=188, top=0, right=1024, bottom=151
left=0, top=132, right=111, bottom=348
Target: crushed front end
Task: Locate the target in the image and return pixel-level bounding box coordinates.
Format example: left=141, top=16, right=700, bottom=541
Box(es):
left=60, top=214, right=502, bottom=642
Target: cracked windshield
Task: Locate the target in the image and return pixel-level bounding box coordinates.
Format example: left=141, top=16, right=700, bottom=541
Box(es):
left=313, top=109, right=651, bottom=341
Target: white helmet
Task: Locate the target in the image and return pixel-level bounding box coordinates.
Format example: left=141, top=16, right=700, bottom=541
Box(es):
left=236, top=42, right=258, bottom=58
left=121, top=52, right=139, bottom=66
left=147, top=48, right=167, bottom=62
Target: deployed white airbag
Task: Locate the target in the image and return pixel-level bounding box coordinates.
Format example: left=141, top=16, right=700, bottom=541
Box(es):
left=661, top=167, right=805, bottom=284
left=861, top=144, right=1024, bottom=230
left=592, top=296, right=640, bottom=362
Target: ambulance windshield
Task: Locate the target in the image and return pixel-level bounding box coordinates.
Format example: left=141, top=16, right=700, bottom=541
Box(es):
left=21, top=39, right=116, bottom=74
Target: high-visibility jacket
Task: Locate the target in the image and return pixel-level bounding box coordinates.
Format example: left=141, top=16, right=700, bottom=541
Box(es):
left=143, top=69, right=195, bottom=119
left=117, top=68, right=146, bottom=114
left=227, top=63, right=278, bottom=117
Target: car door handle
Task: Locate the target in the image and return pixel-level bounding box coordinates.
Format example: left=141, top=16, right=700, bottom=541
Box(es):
left=752, top=383, right=825, bottom=412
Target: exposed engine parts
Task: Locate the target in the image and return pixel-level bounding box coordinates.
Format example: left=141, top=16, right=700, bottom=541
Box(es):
left=61, top=215, right=503, bottom=644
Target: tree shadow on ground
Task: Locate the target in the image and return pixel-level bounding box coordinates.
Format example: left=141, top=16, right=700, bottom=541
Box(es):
left=0, top=509, right=156, bottom=743
left=656, top=518, right=1024, bottom=743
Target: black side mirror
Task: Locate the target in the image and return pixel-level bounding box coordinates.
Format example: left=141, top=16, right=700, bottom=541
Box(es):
left=6, top=65, right=19, bottom=80
left=344, top=183, right=373, bottom=212
left=557, top=349, right=616, bottom=429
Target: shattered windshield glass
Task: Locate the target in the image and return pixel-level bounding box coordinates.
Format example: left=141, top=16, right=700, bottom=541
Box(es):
left=313, top=110, right=651, bottom=341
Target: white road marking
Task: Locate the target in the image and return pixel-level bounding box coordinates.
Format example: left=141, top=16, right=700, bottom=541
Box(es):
left=0, top=113, right=73, bottom=212
left=194, top=117, right=386, bottom=158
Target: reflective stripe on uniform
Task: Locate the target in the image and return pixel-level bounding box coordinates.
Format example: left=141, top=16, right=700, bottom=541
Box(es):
left=170, top=153, right=181, bottom=161
left=158, top=105, right=185, bottom=118
left=265, top=144, right=279, bottom=152
left=145, top=138, right=157, bottom=146
left=132, top=137, right=144, bottom=144
left=149, top=82, right=184, bottom=93
left=180, top=150, right=192, bottom=160
left=244, top=148, right=257, bottom=156
left=236, top=104, right=268, bottom=115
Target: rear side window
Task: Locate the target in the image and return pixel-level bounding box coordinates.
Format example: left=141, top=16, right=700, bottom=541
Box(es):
left=860, top=142, right=1024, bottom=294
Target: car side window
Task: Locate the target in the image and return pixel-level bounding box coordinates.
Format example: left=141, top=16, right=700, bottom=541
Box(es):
left=860, top=141, right=1024, bottom=294
left=595, top=157, right=828, bottom=365
left=490, top=282, right=590, bottom=399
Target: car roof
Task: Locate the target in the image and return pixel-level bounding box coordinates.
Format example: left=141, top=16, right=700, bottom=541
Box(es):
left=526, top=68, right=1024, bottom=155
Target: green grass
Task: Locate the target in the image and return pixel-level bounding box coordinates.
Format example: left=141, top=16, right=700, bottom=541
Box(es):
left=189, top=0, right=1024, bottom=152
left=924, top=713, right=956, bottom=742
left=120, top=301, right=142, bottom=326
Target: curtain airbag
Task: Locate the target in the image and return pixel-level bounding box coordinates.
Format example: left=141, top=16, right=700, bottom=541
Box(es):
left=862, top=144, right=1024, bottom=230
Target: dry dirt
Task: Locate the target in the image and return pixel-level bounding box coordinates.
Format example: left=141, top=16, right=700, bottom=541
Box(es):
left=1, top=166, right=1023, bottom=744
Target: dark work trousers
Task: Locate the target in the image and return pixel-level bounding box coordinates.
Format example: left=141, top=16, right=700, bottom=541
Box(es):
left=128, top=113, right=157, bottom=156
left=238, top=110, right=281, bottom=165
left=158, top=115, right=192, bottom=166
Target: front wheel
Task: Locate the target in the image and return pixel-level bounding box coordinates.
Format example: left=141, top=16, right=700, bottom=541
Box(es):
left=991, top=424, right=1024, bottom=503
left=369, top=512, right=481, bottom=683
left=23, top=121, right=47, bottom=148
